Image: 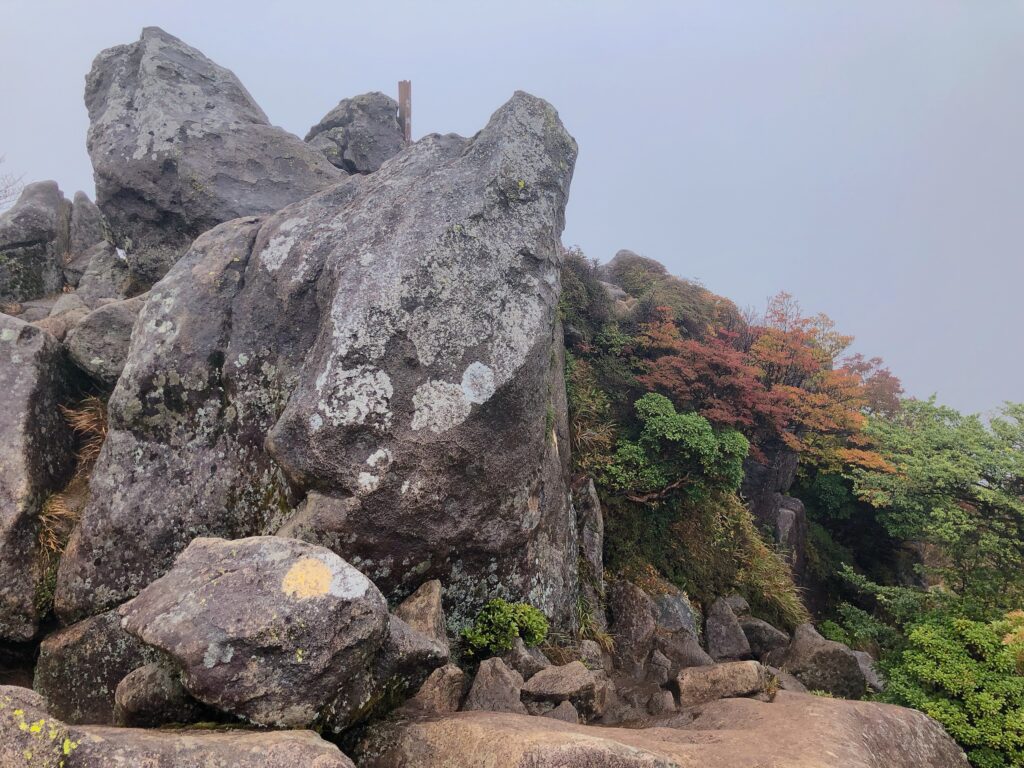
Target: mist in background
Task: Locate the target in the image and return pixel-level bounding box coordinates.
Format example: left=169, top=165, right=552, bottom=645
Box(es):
left=2, top=0, right=1021, bottom=415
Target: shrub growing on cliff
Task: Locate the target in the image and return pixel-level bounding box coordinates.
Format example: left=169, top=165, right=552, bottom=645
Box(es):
left=880, top=612, right=1024, bottom=768
left=461, top=599, right=549, bottom=658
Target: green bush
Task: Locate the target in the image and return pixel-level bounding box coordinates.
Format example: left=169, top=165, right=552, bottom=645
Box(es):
left=880, top=612, right=1024, bottom=768
left=460, top=599, right=549, bottom=658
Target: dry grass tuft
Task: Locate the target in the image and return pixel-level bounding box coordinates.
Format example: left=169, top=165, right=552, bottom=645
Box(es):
left=61, top=395, right=108, bottom=475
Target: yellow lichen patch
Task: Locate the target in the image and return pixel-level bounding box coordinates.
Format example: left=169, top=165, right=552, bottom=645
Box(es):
left=281, top=558, right=332, bottom=599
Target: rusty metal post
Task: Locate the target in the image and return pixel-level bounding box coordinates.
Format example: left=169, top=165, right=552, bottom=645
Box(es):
left=398, top=80, right=412, bottom=143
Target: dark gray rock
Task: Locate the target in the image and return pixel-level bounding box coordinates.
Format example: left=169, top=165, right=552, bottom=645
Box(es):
left=113, top=660, right=210, bottom=727
left=306, top=91, right=405, bottom=174
left=0, top=685, right=355, bottom=767
left=501, top=635, right=551, bottom=680
left=33, top=608, right=160, bottom=724
left=765, top=623, right=868, bottom=699
left=521, top=661, right=607, bottom=719
left=57, top=92, right=579, bottom=629
left=722, top=595, right=749, bottom=616
left=85, top=27, right=343, bottom=288
left=854, top=649, right=886, bottom=692
left=69, top=191, right=106, bottom=258
left=764, top=664, right=808, bottom=693
left=576, top=478, right=606, bottom=630
left=463, top=657, right=526, bottom=714
left=705, top=598, right=752, bottom=662
left=647, top=689, right=676, bottom=716
left=608, top=580, right=656, bottom=667
left=0, top=181, right=71, bottom=302
left=0, top=315, right=75, bottom=640
left=655, top=629, right=714, bottom=677
left=654, top=590, right=699, bottom=636
left=118, top=536, right=390, bottom=728
left=64, top=294, right=145, bottom=386
left=738, top=616, right=790, bottom=658
left=73, top=242, right=131, bottom=307
left=542, top=699, right=580, bottom=723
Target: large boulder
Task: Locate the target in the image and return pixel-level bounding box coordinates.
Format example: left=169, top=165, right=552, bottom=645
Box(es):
left=766, top=623, right=868, bottom=699
left=738, top=616, right=790, bottom=658
left=56, top=91, right=579, bottom=628
left=306, top=92, right=406, bottom=174
left=64, top=293, right=145, bottom=386
left=608, top=580, right=656, bottom=668
left=0, top=685, right=354, bottom=767
left=118, top=536, right=390, bottom=728
left=33, top=608, right=159, bottom=724
left=68, top=191, right=106, bottom=259
left=360, top=692, right=969, bottom=767
left=0, top=181, right=70, bottom=303
left=85, top=27, right=343, bottom=288
left=0, top=314, right=75, bottom=640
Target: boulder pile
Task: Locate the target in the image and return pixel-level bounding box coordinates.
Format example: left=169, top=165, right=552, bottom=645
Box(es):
left=0, top=26, right=961, bottom=767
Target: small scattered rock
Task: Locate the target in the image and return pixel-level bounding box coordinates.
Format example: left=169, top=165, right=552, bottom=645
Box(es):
left=705, top=597, right=752, bottom=661
left=463, top=657, right=526, bottom=714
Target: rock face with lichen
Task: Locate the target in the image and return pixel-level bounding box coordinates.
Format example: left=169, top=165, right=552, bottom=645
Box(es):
left=55, top=90, right=579, bottom=629
left=85, top=26, right=344, bottom=288
left=0, top=181, right=71, bottom=303
left=306, top=92, right=406, bottom=174
left=0, top=314, right=75, bottom=641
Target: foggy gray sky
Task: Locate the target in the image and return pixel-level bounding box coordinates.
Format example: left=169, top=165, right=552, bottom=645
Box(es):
left=2, top=1, right=1021, bottom=415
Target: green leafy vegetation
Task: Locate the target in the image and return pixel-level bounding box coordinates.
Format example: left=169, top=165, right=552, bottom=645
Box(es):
left=460, top=599, right=549, bottom=658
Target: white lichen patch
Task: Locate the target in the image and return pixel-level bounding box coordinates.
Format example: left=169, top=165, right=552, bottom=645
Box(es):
left=203, top=642, right=234, bottom=668
left=357, top=471, right=380, bottom=494
left=461, top=361, right=496, bottom=404
left=259, top=216, right=308, bottom=273
left=411, top=380, right=471, bottom=433
left=315, top=365, right=393, bottom=428
left=366, top=448, right=392, bottom=469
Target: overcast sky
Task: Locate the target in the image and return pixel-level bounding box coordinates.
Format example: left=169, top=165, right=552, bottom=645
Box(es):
left=2, top=1, right=1021, bottom=415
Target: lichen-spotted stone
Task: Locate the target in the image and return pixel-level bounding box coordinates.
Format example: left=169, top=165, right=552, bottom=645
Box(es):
left=282, top=558, right=333, bottom=599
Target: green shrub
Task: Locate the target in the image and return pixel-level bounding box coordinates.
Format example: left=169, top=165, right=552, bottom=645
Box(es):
left=880, top=612, right=1024, bottom=768
left=461, top=599, right=549, bottom=658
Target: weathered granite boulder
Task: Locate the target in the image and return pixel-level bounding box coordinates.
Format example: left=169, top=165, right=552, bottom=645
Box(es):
left=72, top=242, right=131, bottom=307
left=738, top=616, right=790, bottom=658
left=705, top=597, right=752, bottom=661
left=542, top=699, right=580, bottom=723
left=765, top=623, right=868, bottom=699
left=675, top=661, right=767, bottom=708
left=0, top=181, right=70, bottom=303
left=521, top=661, right=607, bottom=719
left=0, top=685, right=355, bottom=767
left=0, top=314, right=75, bottom=640
left=57, top=91, right=579, bottom=629
left=654, top=589, right=699, bottom=637
left=113, top=660, right=210, bottom=727
left=85, top=27, right=343, bottom=288
left=306, top=92, right=405, bottom=174
left=401, top=663, right=466, bottom=716
left=655, top=629, right=714, bottom=677
left=393, top=579, right=448, bottom=654
left=118, top=536, right=390, bottom=728
left=463, top=657, right=526, bottom=714
left=33, top=607, right=159, bottom=724
left=64, top=294, right=145, bottom=386
left=360, top=693, right=969, bottom=768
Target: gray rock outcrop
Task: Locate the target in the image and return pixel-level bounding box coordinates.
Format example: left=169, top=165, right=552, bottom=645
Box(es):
left=85, top=27, right=343, bottom=288
left=0, top=181, right=70, bottom=303
left=64, top=293, right=145, bottom=386
left=0, top=314, right=75, bottom=640
left=306, top=92, right=405, bottom=174
left=765, top=623, right=868, bottom=699
left=705, top=597, right=752, bottom=661
left=56, top=91, right=579, bottom=629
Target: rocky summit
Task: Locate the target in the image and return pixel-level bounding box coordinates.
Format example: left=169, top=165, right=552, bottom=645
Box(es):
left=0, top=25, right=982, bottom=768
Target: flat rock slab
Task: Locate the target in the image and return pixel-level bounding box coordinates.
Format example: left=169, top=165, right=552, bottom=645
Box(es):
left=361, top=692, right=968, bottom=768
left=676, top=661, right=766, bottom=708
left=119, top=536, right=388, bottom=728
left=0, top=685, right=353, bottom=767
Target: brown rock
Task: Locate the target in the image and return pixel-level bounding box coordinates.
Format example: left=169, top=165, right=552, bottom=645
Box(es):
left=394, top=579, right=448, bottom=654
left=502, top=635, right=552, bottom=679
left=114, top=660, right=210, bottom=727
left=403, top=664, right=466, bottom=715
left=1, top=684, right=354, bottom=767
left=463, top=657, right=526, bottom=714
left=675, top=661, right=767, bottom=708
left=360, top=692, right=968, bottom=767
left=541, top=700, right=579, bottom=723
left=521, top=661, right=607, bottom=719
